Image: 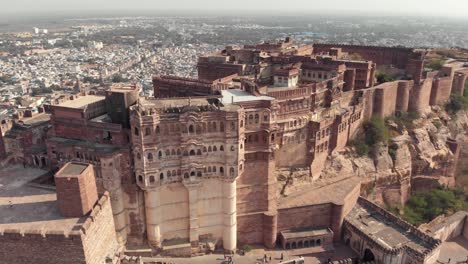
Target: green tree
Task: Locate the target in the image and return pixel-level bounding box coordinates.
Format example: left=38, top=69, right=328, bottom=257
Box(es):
left=363, top=116, right=389, bottom=146
left=376, top=71, right=395, bottom=84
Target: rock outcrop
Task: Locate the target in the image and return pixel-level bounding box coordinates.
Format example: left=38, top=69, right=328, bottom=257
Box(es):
left=280, top=109, right=467, bottom=208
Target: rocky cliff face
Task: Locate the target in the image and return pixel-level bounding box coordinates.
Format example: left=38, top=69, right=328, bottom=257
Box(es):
left=278, top=108, right=467, bottom=208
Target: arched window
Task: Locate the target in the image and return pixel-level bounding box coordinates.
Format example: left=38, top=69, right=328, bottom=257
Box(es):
left=149, top=176, right=155, bottom=183
left=167, top=171, right=171, bottom=177
left=145, top=127, right=151, bottom=136
left=147, top=153, right=153, bottom=160
left=271, top=133, right=275, bottom=141
left=231, top=122, right=235, bottom=130
left=190, top=150, right=195, bottom=156
left=230, top=167, right=235, bottom=176
left=184, top=173, right=189, bottom=179
left=138, top=175, right=143, bottom=182
left=213, top=146, right=217, bottom=152
left=212, top=166, right=216, bottom=172
left=220, top=167, right=224, bottom=175
left=155, top=125, right=160, bottom=134
left=249, top=115, right=253, bottom=124
left=165, top=150, right=170, bottom=156
left=160, top=173, right=164, bottom=180
left=134, top=127, right=139, bottom=136
left=171, top=149, right=176, bottom=155
left=208, top=146, right=212, bottom=152
left=220, top=122, right=224, bottom=132
left=197, top=171, right=202, bottom=177
left=208, top=167, right=212, bottom=172
left=136, top=152, right=141, bottom=160
left=203, top=146, right=207, bottom=152
left=197, top=149, right=202, bottom=155
left=190, top=171, right=195, bottom=177
left=188, top=125, right=194, bottom=133
left=255, top=114, right=259, bottom=123
left=220, top=145, right=224, bottom=151
left=158, top=151, right=162, bottom=159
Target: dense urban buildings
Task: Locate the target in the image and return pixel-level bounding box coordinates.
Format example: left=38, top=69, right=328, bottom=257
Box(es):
left=0, top=36, right=467, bottom=264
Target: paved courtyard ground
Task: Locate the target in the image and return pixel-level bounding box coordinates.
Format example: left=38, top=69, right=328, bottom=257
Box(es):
left=438, top=236, right=468, bottom=263
left=141, top=244, right=357, bottom=264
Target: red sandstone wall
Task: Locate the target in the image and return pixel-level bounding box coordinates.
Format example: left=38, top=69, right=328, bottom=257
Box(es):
left=373, top=82, right=399, bottom=118
left=278, top=203, right=333, bottom=231
left=237, top=213, right=265, bottom=245
left=237, top=154, right=275, bottom=214
left=396, top=81, right=412, bottom=112
left=409, top=78, right=433, bottom=113
left=81, top=193, right=120, bottom=264
left=430, top=76, right=453, bottom=106
left=312, top=44, right=413, bottom=69
left=0, top=230, right=86, bottom=264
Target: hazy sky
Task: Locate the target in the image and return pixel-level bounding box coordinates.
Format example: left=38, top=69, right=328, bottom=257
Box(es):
left=1, top=0, right=468, bottom=17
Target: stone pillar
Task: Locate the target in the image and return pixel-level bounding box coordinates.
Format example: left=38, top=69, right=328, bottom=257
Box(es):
left=452, top=73, right=467, bottom=96
left=145, top=190, right=161, bottom=248
left=101, top=155, right=128, bottom=245
left=396, top=81, right=410, bottom=112
left=222, top=179, right=237, bottom=252
left=185, top=182, right=201, bottom=247
left=343, top=69, right=356, bottom=92
left=331, top=204, right=345, bottom=242
left=263, top=212, right=277, bottom=249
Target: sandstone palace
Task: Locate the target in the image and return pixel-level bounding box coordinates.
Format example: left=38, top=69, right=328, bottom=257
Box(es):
left=0, top=37, right=467, bottom=264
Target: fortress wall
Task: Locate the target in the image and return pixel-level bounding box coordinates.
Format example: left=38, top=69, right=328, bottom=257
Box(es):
left=409, top=78, right=433, bottom=113
left=237, top=213, right=265, bottom=245
left=237, top=154, right=274, bottom=214
left=312, top=44, right=413, bottom=69
left=0, top=193, right=119, bottom=264
left=329, top=182, right=361, bottom=241
left=426, top=212, right=468, bottom=242
left=430, top=76, right=454, bottom=106
left=405, top=58, right=424, bottom=83
left=123, top=186, right=146, bottom=245
left=372, top=82, right=399, bottom=118
left=81, top=192, right=120, bottom=264
left=278, top=203, right=333, bottom=232
left=396, top=81, right=413, bottom=112
left=362, top=89, right=375, bottom=120
left=0, top=230, right=85, bottom=264
left=452, top=72, right=467, bottom=95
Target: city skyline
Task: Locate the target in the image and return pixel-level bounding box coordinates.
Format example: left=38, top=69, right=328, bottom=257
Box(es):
left=1, top=0, right=468, bottom=18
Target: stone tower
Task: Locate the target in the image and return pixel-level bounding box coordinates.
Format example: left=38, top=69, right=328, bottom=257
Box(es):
left=55, top=162, right=98, bottom=217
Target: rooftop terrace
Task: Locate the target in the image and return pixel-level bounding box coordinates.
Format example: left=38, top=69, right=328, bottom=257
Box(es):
left=345, top=198, right=439, bottom=254
left=57, top=95, right=105, bottom=109
left=0, top=165, right=84, bottom=234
